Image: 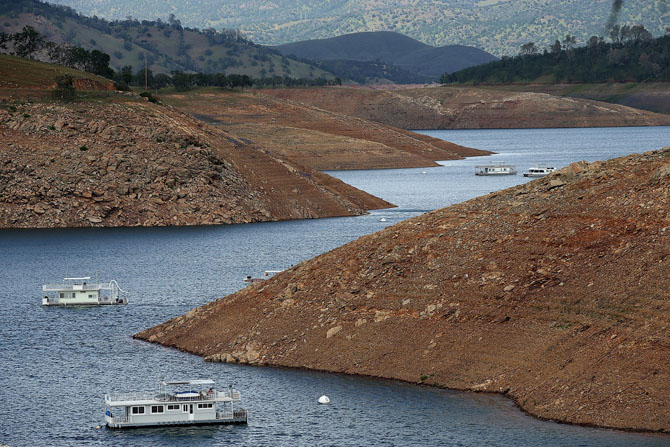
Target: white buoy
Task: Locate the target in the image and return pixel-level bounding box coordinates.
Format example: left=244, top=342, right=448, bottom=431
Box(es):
left=318, top=395, right=330, bottom=404
left=422, top=171, right=427, bottom=174
left=380, top=218, right=387, bottom=222
left=95, top=425, right=101, bottom=429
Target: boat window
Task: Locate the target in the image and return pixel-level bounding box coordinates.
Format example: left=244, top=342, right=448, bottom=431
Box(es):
left=197, top=403, right=213, bottom=409
left=151, top=405, right=164, bottom=414
left=131, top=406, right=145, bottom=415
left=59, top=293, right=64, bottom=298
left=88, top=294, right=93, bottom=298
left=167, top=404, right=180, bottom=411
left=182, top=404, right=189, bottom=413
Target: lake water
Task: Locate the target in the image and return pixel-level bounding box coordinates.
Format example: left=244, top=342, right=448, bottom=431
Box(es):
left=2, top=127, right=670, bottom=446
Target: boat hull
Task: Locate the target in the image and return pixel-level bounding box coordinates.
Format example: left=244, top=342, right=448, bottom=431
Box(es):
left=523, top=173, right=548, bottom=177
left=475, top=172, right=516, bottom=176
left=105, top=414, right=247, bottom=429
left=42, top=298, right=128, bottom=306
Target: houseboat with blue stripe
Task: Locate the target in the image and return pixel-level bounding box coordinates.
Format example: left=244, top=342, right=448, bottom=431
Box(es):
left=104, top=379, right=248, bottom=428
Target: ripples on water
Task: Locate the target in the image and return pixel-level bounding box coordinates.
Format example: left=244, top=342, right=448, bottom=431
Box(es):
left=2, top=127, right=670, bottom=446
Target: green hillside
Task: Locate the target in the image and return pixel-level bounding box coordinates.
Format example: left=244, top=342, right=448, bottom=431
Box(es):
left=0, top=0, right=332, bottom=78
left=0, top=53, right=113, bottom=89
left=43, top=0, right=670, bottom=56
left=444, top=30, right=670, bottom=85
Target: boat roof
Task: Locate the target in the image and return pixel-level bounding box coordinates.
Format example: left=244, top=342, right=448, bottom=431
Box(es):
left=162, top=379, right=215, bottom=386
left=475, top=164, right=515, bottom=168
left=64, top=276, right=91, bottom=281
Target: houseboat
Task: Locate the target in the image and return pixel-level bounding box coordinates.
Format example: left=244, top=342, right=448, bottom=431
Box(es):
left=42, top=276, right=128, bottom=306
left=243, top=269, right=283, bottom=285
left=104, top=379, right=248, bottom=428
left=523, top=165, right=556, bottom=177
left=475, top=162, right=517, bottom=176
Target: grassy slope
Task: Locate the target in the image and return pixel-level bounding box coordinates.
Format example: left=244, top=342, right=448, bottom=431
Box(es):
left=0, top=54, right=114, bottom=89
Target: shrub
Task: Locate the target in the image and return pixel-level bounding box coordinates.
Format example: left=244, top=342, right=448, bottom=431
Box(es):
left=53, top=75, right=76, bottom=101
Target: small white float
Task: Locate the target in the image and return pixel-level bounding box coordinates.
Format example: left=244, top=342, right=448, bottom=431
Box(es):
left=318, top=395, right=330, bottom=404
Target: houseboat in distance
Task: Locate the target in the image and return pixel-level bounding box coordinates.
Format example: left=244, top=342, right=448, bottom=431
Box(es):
left=475, top=162, right=517, bottom=176
left=105, top=379, right=248, bottom=428
left=243, top=269, right=283, bottom=285
left=523, top=165, right=557, bottom=177
left=42, top=276, right=128, bottom=306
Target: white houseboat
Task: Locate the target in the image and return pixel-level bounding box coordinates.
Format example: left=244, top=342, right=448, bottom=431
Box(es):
left=475, top=162, right=517, bottom=176
left=42, top=276, right=128, bottom=306
left=105, top=379, right=248, bottom=428
left=523, top=165, right=556, bottom=177
left=243, top=269, right=283, bottom=285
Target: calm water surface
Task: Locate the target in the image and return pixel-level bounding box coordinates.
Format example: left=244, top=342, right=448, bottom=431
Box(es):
left=2, top=127, right=670, bottom=446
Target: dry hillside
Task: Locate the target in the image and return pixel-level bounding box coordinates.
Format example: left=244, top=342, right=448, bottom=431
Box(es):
left=0, top=97, right=392, bottom=228
left=138, top=148, right=670, bottom=432
left=263, top=86, right=670, bottom=130
left=162, top=90, right=489, bottom=170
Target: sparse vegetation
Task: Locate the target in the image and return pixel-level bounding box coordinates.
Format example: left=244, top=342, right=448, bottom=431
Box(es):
left=53, top=74, right=76, bottom=101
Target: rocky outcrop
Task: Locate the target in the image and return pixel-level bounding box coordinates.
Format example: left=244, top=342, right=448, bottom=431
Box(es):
left=0, top=99, right=392, bottom=228
left=262, top=86, right=670, bottom=129
left=137, top=148, right=670, bottom=432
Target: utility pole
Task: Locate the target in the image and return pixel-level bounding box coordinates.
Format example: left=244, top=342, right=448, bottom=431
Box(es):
left=144, top=53, right=148, bottom=91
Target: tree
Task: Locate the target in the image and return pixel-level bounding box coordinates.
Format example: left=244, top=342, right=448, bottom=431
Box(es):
left=520, top=42, right=538, bottom=56
left=171, top=71, right=192, bottom=91
left=13, top=26, right=45, bottom=59
left=0, top=32, right=8, bottom=50
left=53, top=75, right=76, bottom=101
left=120, top=65, right=133, bottom=84
left=562, top=34, right=576, bottom=51
left=87, top=49, right=114, bottom=78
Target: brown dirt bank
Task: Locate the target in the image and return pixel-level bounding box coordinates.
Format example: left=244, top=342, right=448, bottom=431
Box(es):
left=161, top=90, right=489, bottom=170
left=137, top=148, right=670, bottom=432
left=0, top=97, right=392, bottom=228
left=473, top=82, right=670, bottom=116
left=262, top=86, right=670, bottom=130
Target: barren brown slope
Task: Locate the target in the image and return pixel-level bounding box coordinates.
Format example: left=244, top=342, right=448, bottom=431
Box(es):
left=262, top=86, right=670, bottom=130
left=0, top=97, right=391, bottom=228
left=161, top=90, right=489, bottom=171
left=137, top=148, right=670, bottom=432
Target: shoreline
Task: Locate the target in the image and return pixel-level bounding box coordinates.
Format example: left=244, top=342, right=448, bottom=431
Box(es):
left=135, top=336, right=670, bottom=436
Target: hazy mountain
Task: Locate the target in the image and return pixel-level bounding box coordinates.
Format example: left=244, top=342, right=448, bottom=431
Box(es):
left=275, top=31, right=498, bottom=78
left=43, top=0, right=668, bottom=56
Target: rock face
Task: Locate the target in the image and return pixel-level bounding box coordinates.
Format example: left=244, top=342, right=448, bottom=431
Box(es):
left=262, top=86, right=670, bottom=130
left=0, top=99, right=392, bottom=228
left=137, top=148, right=670, bottom=432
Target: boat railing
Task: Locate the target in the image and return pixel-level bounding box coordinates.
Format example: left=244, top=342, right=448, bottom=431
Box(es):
left=216, top=409, right=247, bottom=420
left=216, top=390, right=240, bottom=400
left=43, top=282, right=111, bottom=291
left=109, top=416, right=129, bottom=424
left=107, top=390, right=229, bottom=403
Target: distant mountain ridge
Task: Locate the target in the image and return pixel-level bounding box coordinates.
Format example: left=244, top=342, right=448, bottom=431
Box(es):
left=0, top=0, right=332, bottom=78
left=44, top=0, right=667, bottom=56
left=275, top=32, right=498, bottom=80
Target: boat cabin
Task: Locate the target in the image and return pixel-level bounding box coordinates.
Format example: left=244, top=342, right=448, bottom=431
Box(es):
left=523, top=165, right=556, bottom=177
left=105, top=379, right=247, bottom=428
left=42, top=277, right=128, bottom=306
left=475, top=162, right=517, bottom=176
left=243, top=269, right=283, bottom=285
